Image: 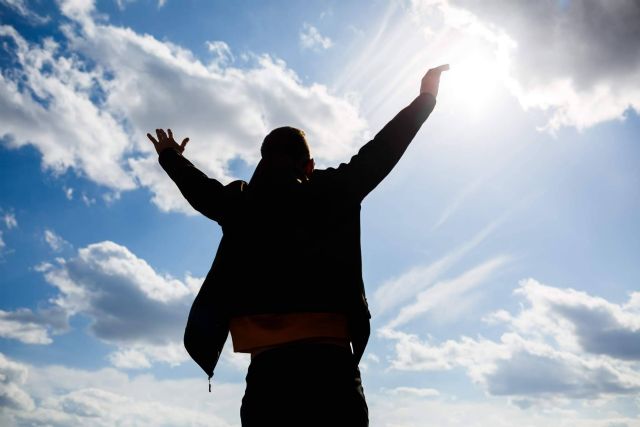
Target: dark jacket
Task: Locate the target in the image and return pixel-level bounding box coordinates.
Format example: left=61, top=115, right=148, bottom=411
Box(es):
left=159, top=92, right=436, bottom=380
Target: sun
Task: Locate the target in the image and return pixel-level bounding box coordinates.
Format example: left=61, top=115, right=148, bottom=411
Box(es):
left=440, top=50, right=509, bottom=115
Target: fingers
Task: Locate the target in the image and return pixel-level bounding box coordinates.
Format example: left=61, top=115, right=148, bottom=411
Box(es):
left=146, top=133, right=159, bottom=145
left=433, top=64, right=450, bottom=73
left=168, top=128, right=174, bottom=141
left=156, top=128, right=168, bottom=142
left=180, top=137, right=190, bottom=150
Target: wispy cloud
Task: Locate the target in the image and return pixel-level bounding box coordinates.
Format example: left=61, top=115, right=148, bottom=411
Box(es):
left=385, top=255, right=509, bottom=328
left=3, top=213, right=17, bottom=229
left=43, top=229, right=70, bottom=252
left=299, top=23, right=333, bottom=50
left=0, top=0, right=49, bottom=24
left=373, top=217, right=502, bottom=315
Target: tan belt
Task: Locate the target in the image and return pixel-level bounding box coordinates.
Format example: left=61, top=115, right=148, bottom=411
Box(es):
left=228, top=312, right=351, bottom=358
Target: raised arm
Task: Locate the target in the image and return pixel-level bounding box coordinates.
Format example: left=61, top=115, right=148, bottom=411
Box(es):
left=148, top=129, right=226, bottom=223
left=331, top=65, right=448, bottom=202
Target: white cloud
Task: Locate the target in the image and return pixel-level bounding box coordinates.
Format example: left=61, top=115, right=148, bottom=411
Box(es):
left=0, top=0, right=49, bottom=23
left=385, top=386, right=440, bottom=397
left=63, top=186, right=74, bottom=200
left=205, top=40, right=234, bottom=66
left=386, top=255, right=508, bottom=328
left=3, top=213, right=17, bottom=229
left=380, top=279, right=640, bottom=403
left=0, top=310, right=54, bottom=344
left=495, top=279, right=640, bottom=360
left=1, top=239, right=203, bottom=368
left=0, top=352, right=242, bottom=426
left=3, top=352, right=638, bottom=427
left=373, top=218, right=501, bottom=315
left=299, top=23, right=333, bottom=50
left=0, top=353, right=35, bottom=411
left=0, top=1, right=367, bottom=215
left=367, top=389, right=640, bottom=427
left=43, top=229, right=70, bottom=252
left=1, top=234, right=211, bottom=369
left=0, top=304, right=69, bottom=345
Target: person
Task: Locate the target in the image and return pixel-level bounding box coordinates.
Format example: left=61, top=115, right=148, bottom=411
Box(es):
left=147, top=64, right=448, bottom=427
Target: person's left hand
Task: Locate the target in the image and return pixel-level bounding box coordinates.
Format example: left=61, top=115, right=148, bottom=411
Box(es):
left=147, top=128, right=189, bottom=155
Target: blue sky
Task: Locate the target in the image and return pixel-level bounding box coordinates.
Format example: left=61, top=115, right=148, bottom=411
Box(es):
left=1, top=0, right=640, bottom=425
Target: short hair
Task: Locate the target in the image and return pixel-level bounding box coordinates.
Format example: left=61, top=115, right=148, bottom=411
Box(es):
left=261, top=127, right=310, bottom=161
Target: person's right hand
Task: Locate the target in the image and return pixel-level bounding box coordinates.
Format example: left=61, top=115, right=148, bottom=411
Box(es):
left=147, top=128, right=189, bottom=156
left=420, top=64, right=449, bottom=98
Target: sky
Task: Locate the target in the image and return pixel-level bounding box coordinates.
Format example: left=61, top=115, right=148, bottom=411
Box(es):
left=1, top=0, right=639, bottom=425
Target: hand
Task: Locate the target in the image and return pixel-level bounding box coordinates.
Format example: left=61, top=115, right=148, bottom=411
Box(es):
left=147, top=128, right=190, bottom=155
left=420, top=64, right=449, bottom=98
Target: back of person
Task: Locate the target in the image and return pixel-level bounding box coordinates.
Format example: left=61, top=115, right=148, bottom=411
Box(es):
left=148, top=64, right=447, bottom=427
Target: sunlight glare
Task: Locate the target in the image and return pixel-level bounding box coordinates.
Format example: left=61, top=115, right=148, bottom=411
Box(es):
left=440, top=52, right=507, bottom=115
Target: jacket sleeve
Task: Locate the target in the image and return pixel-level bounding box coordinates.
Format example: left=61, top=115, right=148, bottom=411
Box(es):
left=158, top=148, right=226, bottom=223
left=330, top=92, right=436, bottom=202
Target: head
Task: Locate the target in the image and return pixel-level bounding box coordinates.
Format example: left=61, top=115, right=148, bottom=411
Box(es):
left=258, top=126, right=314, bottom=181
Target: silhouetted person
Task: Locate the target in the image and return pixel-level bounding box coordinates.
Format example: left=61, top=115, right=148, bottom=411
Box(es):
left=147, top=65, right=448, bottom=427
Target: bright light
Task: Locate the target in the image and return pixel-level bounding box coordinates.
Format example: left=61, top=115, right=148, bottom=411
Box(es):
left=440, top=53, right=505, bottom=114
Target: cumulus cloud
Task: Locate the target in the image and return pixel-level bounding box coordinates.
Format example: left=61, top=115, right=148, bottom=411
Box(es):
left=1, top=239, right=202, bottom=368
left=0, top=307, right=68, bottom=344
left=0, top=0, right=367, bottom=214
left=34, top=240, right=199, bottom=367
left=412, top=0, right=640, bottom=131
left=381, top=278, right=640, bottom=403
left=0, top=353, right=35, bottom=411
left=494, top=279, right=640, bottom=361
left=299, top=23, right=333, bottom=50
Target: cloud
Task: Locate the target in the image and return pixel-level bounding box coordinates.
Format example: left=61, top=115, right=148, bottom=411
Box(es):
left=0, top=352, right=242, bottom=426
left=3, top=213, right=17, bottom=229
left=380, top=279, right=640, bottom=403
left=367, top=388, right=640, bottom=427
left=385, top=386, right=440, bottom=397
left=0, top=240, right=202, bottom=368
left=0, top=0, right=367, bottom=214
left=43, top=229, right=71, bottom=252
left=0, top=0, right=49, bottom=23
left=411, top=0, right=640, bottom=131
left=0, top=353, right=35, bottom=411
left=373, top=218, right=501, bottom=315
left=205, top=40, right=234, bottom=66
left=0, top=306, right=68, bottom=344
left=386, top=255, right=508, bottom=328
left=496, top=279, right=640, bottom=361
left=35, top=240, right=199, bottom=367
left=4, top=352, right=638, bottom=427
left=299, top=23, right=333, bottom=50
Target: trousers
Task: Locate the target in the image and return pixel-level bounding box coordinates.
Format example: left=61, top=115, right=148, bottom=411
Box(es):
left=240, top=342, right=369, bottom=427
